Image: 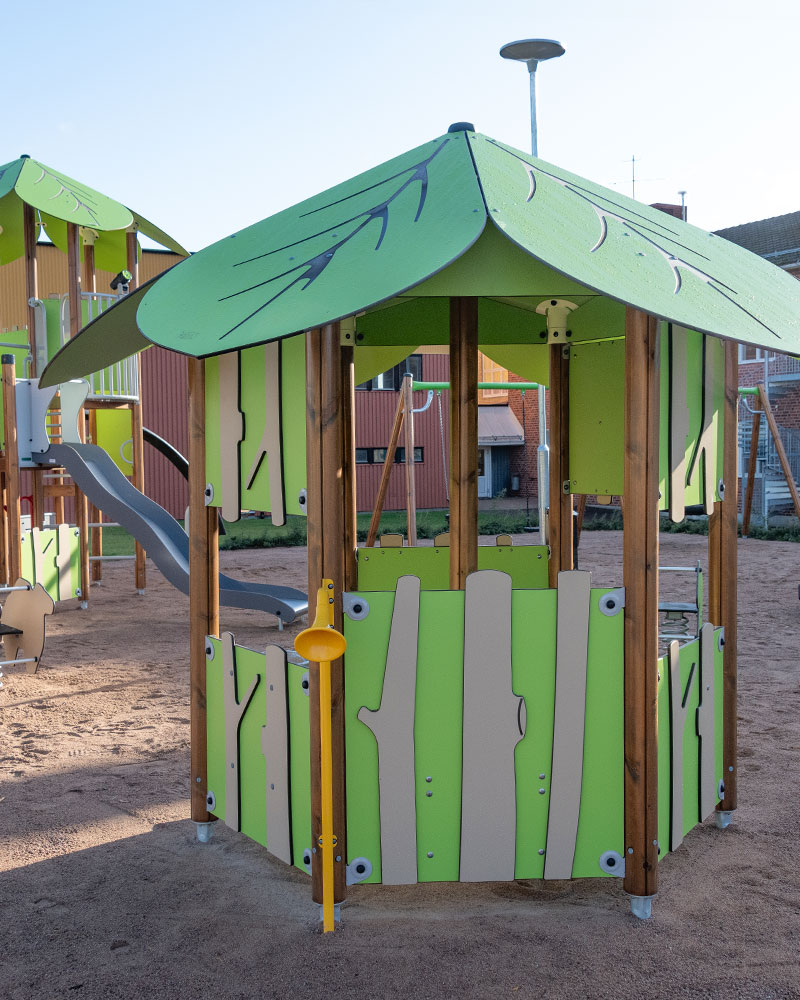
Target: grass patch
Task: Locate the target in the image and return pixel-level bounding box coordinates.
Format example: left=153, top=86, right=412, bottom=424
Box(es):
left=89, top=506, right=800, bottom=557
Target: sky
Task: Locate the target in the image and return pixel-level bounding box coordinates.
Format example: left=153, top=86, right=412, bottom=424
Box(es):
left=4, top=0, right=799, bottom=253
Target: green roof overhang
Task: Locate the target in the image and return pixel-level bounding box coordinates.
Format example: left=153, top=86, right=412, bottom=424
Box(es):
left=41, top=128, right=800, bottom=386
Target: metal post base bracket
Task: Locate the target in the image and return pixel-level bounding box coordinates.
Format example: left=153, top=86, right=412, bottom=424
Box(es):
left=715, top=810, right=734, bottom=830
left=318, top=903, right=341, bottom=925
left=628, top=894, right=655, bottom=920
left=194, top=821, right=216, bottom=843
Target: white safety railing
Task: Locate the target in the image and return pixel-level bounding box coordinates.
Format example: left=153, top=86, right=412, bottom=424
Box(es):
left=57, top=292, right=139, bottom=402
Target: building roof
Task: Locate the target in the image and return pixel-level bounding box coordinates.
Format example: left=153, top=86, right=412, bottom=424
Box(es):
left=715, top=211, right=800, bottom=270
left=478, top=406, right=524, bottom=446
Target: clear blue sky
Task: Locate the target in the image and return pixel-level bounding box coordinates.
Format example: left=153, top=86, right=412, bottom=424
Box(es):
left=5, top=0, right=798, bottom=252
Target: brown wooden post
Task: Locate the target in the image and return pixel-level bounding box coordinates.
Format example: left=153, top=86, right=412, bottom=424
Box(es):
left=2, top=356, right=22, bottom=586
left=401, top=373, right=418, bottom=546
left=741, top=395, right=761, bottom=537
left=449, top=297, right=478, bottom=590
left=305, top=323, right=352, bottom=904
left=188, top=357, right=219, bottom=826
left=548, top=344, right=573, bottom=586
left=622, top=308, right=660, bottom=905
left=127, top=232, right=147, bottom=593
left=88, top=408, right=103, bottom=581
left=66, top=223, right=90, bottom=605
left=365, top=392, right=404, bottom=547
left=718, top=344, right=739, bottom=818
left=23, top=202, right=39, bottom=375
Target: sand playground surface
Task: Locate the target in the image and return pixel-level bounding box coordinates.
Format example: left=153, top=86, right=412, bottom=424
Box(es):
left=1, top=531, right=799, bottom=1000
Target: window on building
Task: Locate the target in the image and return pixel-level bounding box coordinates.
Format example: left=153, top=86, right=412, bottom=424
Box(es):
left=478, top=353, right=508, bottom=403
left=356, top=354, right=423, bottom=390
left=355, top=446, right=424, bottom=464
left=739, top=344, right=767, bottom=363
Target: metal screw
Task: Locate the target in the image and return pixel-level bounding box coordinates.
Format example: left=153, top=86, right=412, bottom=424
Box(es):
left=426, top=791, right=433, bottom=797
left=539, top=773, right=546, bottom=780
left=538, top=849, right=545, bottom=856
left=426, top=776, right=432, bottom=783
left=195, top=776, right=202, bottom=783
left=729, top=766, right=734, bottom=772
left=538, top=788, right=546, bottom=795
left=627, top=847, right=634, bottom=855
left=230, top=763, right=234, bottom=769
left=270, top=783, right=274, bottom=790
left=427, top=852, right=434, bottom=858
left=335, top=855, right=342, bottom=862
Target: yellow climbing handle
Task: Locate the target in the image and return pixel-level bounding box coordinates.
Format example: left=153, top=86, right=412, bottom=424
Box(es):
left=293, top=579, right=346, bottom=934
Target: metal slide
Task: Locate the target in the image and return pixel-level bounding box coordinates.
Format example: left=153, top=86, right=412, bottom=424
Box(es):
left=34, top=443, right=308, bottom=624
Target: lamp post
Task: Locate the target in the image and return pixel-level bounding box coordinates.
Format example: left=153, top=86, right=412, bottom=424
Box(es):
left=500, top=38, right=565, bottom=543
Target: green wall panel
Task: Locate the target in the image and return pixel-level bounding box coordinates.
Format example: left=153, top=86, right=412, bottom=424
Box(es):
left=239, top=345, right=269, bottom=513
left=206, top=637, right=227, bottom=824
left=356, top=545, right=550, bottom=592
left=679, top=640, right=702, bottom=837
left=657, top=652, right=672, bottom=860
left=237, top=644, right=268, bottom=848
left=343, top=592, right=396, bottom=883
left=511, top=589, right=557, bottom=879
left=287, top=661, right=312, bottom=869
left=205, top=637, right=311, bottom=873
left=204, top=356, right=223, bottom=507
left=18, top=526, right=81, bottom=602
left=280, top=334, right=308, bottom=518
left=569, top=339, right=625, bottom=496
left=572, top=592, right=625, bottom=877
left=414, top=591, right=465, bottom=882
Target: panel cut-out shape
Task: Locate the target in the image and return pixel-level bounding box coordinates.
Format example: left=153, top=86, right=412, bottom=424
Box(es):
left=56, top=523, right=74, bottom=599
left=261, top=644, right=292, bottom=864
left=1, top=579, right=55, bottom=673
left=544, top=570, right=592, bottom=879
left=668, top=640, right=697, bottom=851
left=669, top=327, right=691, bottom=522
left=433, top=532, right=450, bottom=546
left=696, top=624, right=717, bottom=820
left=218, top=352, right=243, bottom=523
left=357, top=575, right=420, bottom=885
left=460, top=570, right=523, bottom=882
left=222, top=632, right=260, bottom=833
left=244, top=341, right=285, bottom=525
left=686, top=335, right=719, bottom=515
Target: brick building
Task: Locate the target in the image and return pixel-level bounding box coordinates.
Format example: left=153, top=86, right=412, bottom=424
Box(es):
left=715, top=212, right=800, bottom=522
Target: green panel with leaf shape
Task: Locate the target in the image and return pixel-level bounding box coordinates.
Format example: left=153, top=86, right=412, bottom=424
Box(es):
left=569, top=338, right=626, bottom=496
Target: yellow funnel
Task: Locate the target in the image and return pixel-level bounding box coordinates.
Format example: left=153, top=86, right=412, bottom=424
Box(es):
left=294, top=580, right=347, bottom=662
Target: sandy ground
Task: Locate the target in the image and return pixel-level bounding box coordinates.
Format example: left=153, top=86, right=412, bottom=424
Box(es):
left=1, top=531, right=799, bottom=1000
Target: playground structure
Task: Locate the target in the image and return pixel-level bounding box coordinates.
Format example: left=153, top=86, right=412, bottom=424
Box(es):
left=0, top=157, right=307, bottom=675
left=43, top=124, right=800, bottom=922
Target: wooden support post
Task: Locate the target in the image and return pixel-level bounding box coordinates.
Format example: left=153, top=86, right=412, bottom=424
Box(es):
left=88, top=408, right=102, bottom=582
left=718, top=344, right=739, bottom=815
left=127, top=232, right=147, bottom=593
left=23, top=202, right=39, bottom=375
left=305, top=324, right=353, bottom=904
left=188, top=357, right=219, bottom=825
left=758, top=383, right=800, bottom=521
left=622, top=309, right=660, bottom=901
left=449, top=297, right=478, bottom=590
left=741, top=395, right=761, bottom=537
left=548, top=344, right=573, bottom=586
left=365, top=393, right=404, bottom=547
left=2, top=356, right=22, bottom=586
left=66, top=223, right=82, bottom=340
left=401, top=373, right=418, bottom=546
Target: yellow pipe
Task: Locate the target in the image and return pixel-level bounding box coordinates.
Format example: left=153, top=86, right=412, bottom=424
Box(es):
left=294, top=579, right=346, bottom=933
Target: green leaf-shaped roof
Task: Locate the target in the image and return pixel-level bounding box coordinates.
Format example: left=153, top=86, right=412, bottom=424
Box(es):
left=41, top=128, right=800, bottom=384
left=0, top=155, right=189, bottom=268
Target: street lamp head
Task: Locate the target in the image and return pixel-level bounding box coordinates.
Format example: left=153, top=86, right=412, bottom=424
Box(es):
left=500, top=39, right=565, bottom=67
